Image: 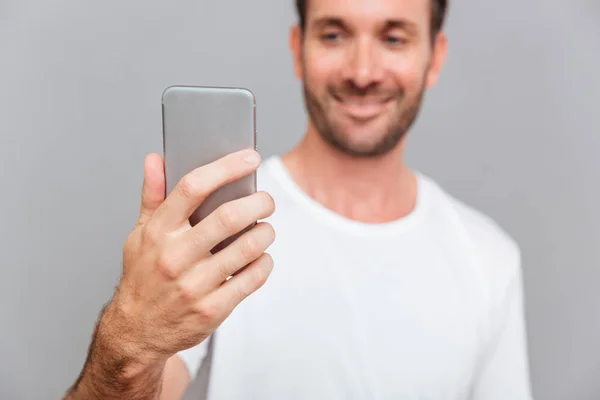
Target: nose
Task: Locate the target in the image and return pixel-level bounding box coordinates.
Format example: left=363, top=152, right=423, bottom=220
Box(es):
left=341, top=37, right=383, bottom=89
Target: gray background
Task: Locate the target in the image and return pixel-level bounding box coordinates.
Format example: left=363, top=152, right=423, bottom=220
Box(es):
left=1, top=0, right=598, bottom=399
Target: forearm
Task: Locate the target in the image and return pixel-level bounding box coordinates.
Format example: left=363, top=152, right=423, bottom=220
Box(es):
left=64, top=303, right=167, bottom=400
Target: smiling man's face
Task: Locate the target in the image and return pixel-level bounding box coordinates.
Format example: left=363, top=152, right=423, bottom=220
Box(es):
left=291, top=0, right=447, bottom=157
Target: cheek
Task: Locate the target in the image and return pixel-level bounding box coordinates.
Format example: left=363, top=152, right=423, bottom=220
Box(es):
left=303, top=46, right=344, bottom=85
left=384, top=53, right=429, bottom=92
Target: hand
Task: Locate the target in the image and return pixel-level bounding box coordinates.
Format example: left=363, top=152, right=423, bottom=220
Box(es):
left=115, top=148, right=275, bottom=364
left=65, top=149, right=275, bottom=399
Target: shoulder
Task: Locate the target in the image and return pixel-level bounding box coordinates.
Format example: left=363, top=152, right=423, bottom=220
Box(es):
left=418, top=172, right=522, bottom=292
left=450, top=189, right=521, bottom=267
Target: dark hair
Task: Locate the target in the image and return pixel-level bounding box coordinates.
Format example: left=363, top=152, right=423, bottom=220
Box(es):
left=295, top=0, right=448, bottom=41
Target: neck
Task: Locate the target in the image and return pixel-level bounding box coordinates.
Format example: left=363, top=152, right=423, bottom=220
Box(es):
left=281, top=126, right=418, bottom=224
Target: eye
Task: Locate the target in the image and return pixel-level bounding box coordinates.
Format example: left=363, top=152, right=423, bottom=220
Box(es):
left=384, top=35, right=406, bottom=46
left=321, top=31, right=343, bottom=43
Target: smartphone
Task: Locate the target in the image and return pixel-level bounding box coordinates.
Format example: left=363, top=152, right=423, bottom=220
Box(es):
left=161, top=85, right=257, bottom=253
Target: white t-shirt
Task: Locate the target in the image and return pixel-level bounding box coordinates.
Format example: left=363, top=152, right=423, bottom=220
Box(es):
left=177, top=156, right=532, bottom=400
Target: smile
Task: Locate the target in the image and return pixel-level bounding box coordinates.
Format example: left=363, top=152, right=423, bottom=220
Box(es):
left=334, top=96, right=393, bottom=120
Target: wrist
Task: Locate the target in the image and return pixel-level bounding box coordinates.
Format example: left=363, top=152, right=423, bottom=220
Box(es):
left=95, top=299, right=166, bottom=383
left=65, top=294, right=169, bottom=400
left=71, top=301, right=166, bottom=399
left=74, top=357, right=165, bottom=400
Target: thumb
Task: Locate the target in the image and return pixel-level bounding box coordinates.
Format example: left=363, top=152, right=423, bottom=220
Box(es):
left=137, top=153, right=166, bottom=226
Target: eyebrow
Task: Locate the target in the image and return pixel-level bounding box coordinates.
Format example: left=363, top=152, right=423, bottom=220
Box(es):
left=310, top=16, right=418, bottom=36
left=311, top=17, right=346, bottom=31
left=383, top=19, right=418, bottom=35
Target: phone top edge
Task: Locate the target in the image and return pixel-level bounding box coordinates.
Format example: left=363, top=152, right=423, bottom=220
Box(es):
left=161, top=85, right=256, bottom=106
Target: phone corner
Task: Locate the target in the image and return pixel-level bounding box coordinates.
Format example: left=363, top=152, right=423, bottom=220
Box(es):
left=161, top=85, right=179, bottom=104
left=237, top=87, right=257, bottom=106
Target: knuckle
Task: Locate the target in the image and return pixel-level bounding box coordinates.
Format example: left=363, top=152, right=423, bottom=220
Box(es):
left=177, top=279, right=198, bottom=302
left=216, top=203, right=239, bottom=230
left=177, top=175, right=202, bottom=199
left=141, top=223, right=160, bottom=246
left=188, top=228, right=209, bottom=249
left=194, top=301, right=219, bottom=324
left=211, top=258, right=232, bottom=279
left=239, top=236, right=259, bottom=260
left=156, top=253, right=181, bottom=281
left=234, top=285, right=252, bottom=302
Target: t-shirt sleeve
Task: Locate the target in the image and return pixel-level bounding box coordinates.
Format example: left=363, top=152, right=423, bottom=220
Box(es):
left=470, top=268, right=533, bottom=400
left=176, top=336, right=211, bottom=380
left=447, top=196, right=534, bottom=399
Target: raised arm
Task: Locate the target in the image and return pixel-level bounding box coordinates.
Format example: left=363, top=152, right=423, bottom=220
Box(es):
left=64, top=150, right=275, bottom=400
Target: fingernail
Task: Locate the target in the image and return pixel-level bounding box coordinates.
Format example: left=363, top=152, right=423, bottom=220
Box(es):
left=243, top=150, right=260, bottom=165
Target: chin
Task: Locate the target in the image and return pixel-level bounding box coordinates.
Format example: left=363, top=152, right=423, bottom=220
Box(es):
left=336, top=120, right=389, bottom=144
left=331, top=133, right=397, bottom=157
left=324, top=117, right=405, bottom=157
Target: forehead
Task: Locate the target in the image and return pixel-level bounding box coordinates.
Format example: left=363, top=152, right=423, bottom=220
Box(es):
left=305, top=0, right=430, bottom=27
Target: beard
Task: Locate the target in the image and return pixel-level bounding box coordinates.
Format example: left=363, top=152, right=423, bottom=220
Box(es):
left=302, top=74, right=427, bottom=158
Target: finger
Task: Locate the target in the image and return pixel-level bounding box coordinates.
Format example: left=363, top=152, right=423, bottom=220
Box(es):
left=199, top=253, right=274, bottom=321
left=137, top=153, right=166, bottom=226
left=179, top=222, right=275, bottom=296
left=183, top=191, right=275, bottom=258
left=151, top=149, right=260, bottom=232
left=152, top=192, right=274, bottom=282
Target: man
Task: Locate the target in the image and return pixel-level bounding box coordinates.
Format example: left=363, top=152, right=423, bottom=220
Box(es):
left=65, top=0, right=533, bottom=399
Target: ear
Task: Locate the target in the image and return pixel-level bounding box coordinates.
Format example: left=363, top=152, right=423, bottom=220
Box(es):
left=425, top=31, right=448, bottom=89
left=289, top=24, right=304, bottom=80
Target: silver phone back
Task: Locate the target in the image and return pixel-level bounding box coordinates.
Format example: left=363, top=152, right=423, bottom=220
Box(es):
left=162, top=86, right=257, bottom=250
